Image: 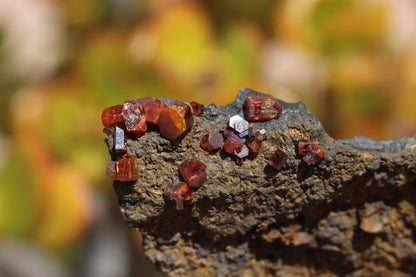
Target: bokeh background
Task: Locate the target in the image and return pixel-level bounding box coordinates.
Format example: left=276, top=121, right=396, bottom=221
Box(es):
left=0, top=0, right=415, bottom=276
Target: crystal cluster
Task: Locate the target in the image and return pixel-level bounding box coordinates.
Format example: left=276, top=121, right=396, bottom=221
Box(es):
left=165, top=159, right=207, bottom=210
left=298, top=139, right=326, bottom=165
left=200, top=114, right=266, bottom=165
left=102, top=97, right=204, bottom=182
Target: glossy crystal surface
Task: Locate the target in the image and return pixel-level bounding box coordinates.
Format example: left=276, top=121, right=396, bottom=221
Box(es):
left=158, top=100, right=194, bottom=140
left=223, top=132, right=246, bottom=154
left=200, top=131, right=224, bottom=152
left=121, top=102, right=147, bottom=134
left=101, top=104, right=124, bottom=128
left=114, top=126, right=126, bottom=154
left=298, top=139, right=320, bottom=155
left=245, top=96, right=282, bottom=122
left=178, top=159, right=207, bottom=188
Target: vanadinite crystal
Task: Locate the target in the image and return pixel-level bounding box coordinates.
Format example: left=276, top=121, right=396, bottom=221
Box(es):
left=246, top=129, right=266, bottom=153
left=114, top=126, right=126, bottom=154
left=303, top=148, right=325, bottom=165
left=234, top=145, right=249, bottom=159
left=200, top=131, right=224, bottom=152
left=121, top=101, right=147, bottom=134
left=165, top=182, right=194, bottom=210
left=106, top=156, right=139, bottom=181
left=101, top=104, right=124, bottom=128
left=223, top=132, right=246, bottom=154
left=178, top=159, right=207, bottom=188
left=228, top=115, right=249, bottom=135
left=268, top=148, right=288, bottom=170
left=298, top=139, right=320, bottom=155
left=158, top=100, right=194, bottom=140
left=143, top=98, right=164, bottom=125
left=245, top=96, right=282, bottom=122
left=190, top=101, right=203, bottom=116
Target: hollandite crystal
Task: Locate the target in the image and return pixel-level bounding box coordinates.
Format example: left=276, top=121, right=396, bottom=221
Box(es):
left=101, top=104, right=124, bottom=128
left=158, top=100, right=194, bottom=140
left=143, top=99, right=164, bottom=125
left=234, top=145, right=249, bottom=159
left=121, top=102, right=147, bottom=134
left=190, top=101, right=203, bottom=116
left=228, top=115, right=249, bottom=134
left=245, top=96, right=282, bottom=122
left=201, top=131, right=224, bottom=152
left=298, top=139, right=320, bottom=155
left=165, top=182, right=194, bottom=210
left=114, top=126, right=126, bottom=154
left=303, top=148, right=325, bottom=165
left=178, top=159, right=207, bottom=188
left=223, top=132, right=246, bottom=154
left=106, top=156, right=139, bottom=181
left=268, top=148, right=288, bottom=170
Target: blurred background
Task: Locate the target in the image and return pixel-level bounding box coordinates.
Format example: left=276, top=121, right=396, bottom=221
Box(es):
left=0, top=0, right=415, bottom=276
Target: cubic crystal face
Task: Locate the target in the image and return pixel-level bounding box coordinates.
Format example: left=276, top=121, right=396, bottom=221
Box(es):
left=228, top=115, right=249, bottom=134
left=200, top=131, right=224, bottom=152
left=106, top=156, right=138, bottom=181
left=101, top=104, right=124, bottom=128
left=223, top=132, right=246, bottom=154
left=178, top=159, right=207, bottom=188
left=121, top=102, right=147, bottom=134
left=245, top=96, right=282, bottom=122
left=158, top=100, right=194, bottom=140
left=268, top=148, right=288, bottom=170
left=165, top=182, right=194, bottom=210
left=114, top=126, right=126, bottom=154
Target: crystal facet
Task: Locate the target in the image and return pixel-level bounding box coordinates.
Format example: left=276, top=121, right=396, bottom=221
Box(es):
left=234, top=145, right=249, bottom=159
left=178, top=159, right=207, bottom=188
left=190, top=101, right=203, bottom=116
left=106, top=156, right=138, bottom=181
left=228, top=115, right=249, bottom=134
left=121, top=102, right=147, bottom=134
left=298, top=139, right=320, bottom=155
left=114, top=126, right=126, bottom=154
left=106, top=161, right=117, bottom=180
left=223, top=132, right=246, bottom=154
left=143, top=99, right=164, bottom=125
left=158, top=100, right=194, bottom=140
left=268, top=148, right=288, bottom=170
left=200, top=131, right=224, bottom=152
left=101, top=104, right=124, bottom=128
left=246, top=129, right=266, bottom=153
left=303, top=148, right=325, bottom=165
left=245, top=96, right=282, bottom=122
left=165, top=182, right=194, bottom=210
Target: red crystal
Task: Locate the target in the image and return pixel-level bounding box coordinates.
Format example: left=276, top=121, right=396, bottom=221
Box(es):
left=165, top=182, right=194, bottom=210
left=245, top=96, right=282, bottom=122
left=143, top=99, right=164, bottom=125
left=114, top=126, right=126, bottom=154
left=268, top=148, right=288, bottom=170
left=246, top=129, right=266, bottom=153
left=178, top=159, right=207, bottom=188
left=303, top=148, right=325, bottom=165
left=101, top=104, right=124, bottom=128
left=190, top=101, right=203, bottom=116
left=223, top=132, right=246, bottom=154
left=158, top=100, right=194, bottom=140
left=298, top=139, right=320, bottom=155
left=106, top=156, right=138, bottom=181
left=121, top=102, right=147, bottom=134
left=200, top=131, right=224, bottom=152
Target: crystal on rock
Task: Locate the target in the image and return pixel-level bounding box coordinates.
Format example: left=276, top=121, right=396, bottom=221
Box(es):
left=228, top=115, right=249, bottom=134
left=246, top=129, right=266, bottom=153
left=190, top=101, right=203, bottom=116
left=158, top=100, right=194, bottom=140
left=106, top=161, right=117, bottom=180
left=143, top=99, right=164, bottom=125
left=114, top=126, right=126, bottom=154
left=234, top=145, right=249, bottom=159
left=106, top=156, right=138, bottom=181
left=165, top=182, right=194, bottom=210
left=101, top=104, right=124, bottom=128
left=268, top=148, right=288, bottom=170
left=303, top=148, right=325, bottom=165
left=223, top=132, right=246, bottom=154
left=178, top=159, right=207, bottom=188
left=200, top=131, right=224, bottom=152
left=245, top=96, right=282, bottom=122
left=298, top=139, right=320, bottom=155
left=121, top=102, right=147, bottom=134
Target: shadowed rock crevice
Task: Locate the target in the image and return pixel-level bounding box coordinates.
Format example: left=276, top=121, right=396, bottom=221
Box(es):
left=106, top=88, right=416, bottom=276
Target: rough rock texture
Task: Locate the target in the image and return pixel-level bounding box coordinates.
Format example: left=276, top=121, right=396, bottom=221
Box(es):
left=106, top=88, right=416, bottom=277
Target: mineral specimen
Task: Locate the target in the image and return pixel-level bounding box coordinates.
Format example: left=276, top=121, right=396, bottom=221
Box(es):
left=190, top=101, right=203, bottom=116
left=114, top=126, right=126, bottom=154
left=228, top=115, right=249, bottom=135
left=101, top=104, right=124, bottom=128
left=246, top=129, right=266, bottom=153
left=200, top=131, right=224, bottom=152
left=165, top=182, right=193, bottom=210
left=223, top=132, right=246, bottom=154
left=268, top=148, right=288, bottom=170
left=178, top=159, right=207, bottom=188
left=143, top=98, right=164, bottom=125
left=234, top=145, right=249, bottom=159
left=244, top=96, right=282, bottom=121
left=121, top=102, right=147, bottom=134
left=297, top=139, right=325, bottom=165
left=158, top=100, right=194, bottom=140
left=106, top=155, right=138, bottom=181
left=303, top=148, right=325, bottom=165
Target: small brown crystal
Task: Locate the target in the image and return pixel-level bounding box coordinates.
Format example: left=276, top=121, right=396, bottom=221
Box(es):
left=114, top=126, right=126, bottom=154
left=303, top=148, right=325, bottom=165
left=268, top=148, right=288, bottom=170
left=223, top=132, right=246, bottom=154
left=246, top=129, right=266, bottom=153
left=158, top=100, right=194, bottom=140
left=245, top=96, right=282, bottom=122
left=165, top=182, right=194, bottom=210
left=121, top=102, right=147, bottom=134
left=101, top=104, right=124, bottom=128
left=190, top=101, right=203, bottom=116
left=106, top=156, right=138, bottom=181
left=178, top=159, right=207, bottom=188
left=200, top=131, right=224, bottom=152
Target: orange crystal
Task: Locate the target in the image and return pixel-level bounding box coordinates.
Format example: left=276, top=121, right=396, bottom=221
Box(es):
left=190, top=101, right=203, bottom=116
left=121, top=102, right=147, bottom=134
left=223, top=132, right=245, bottom=154
left=200, top=131, right=224, bottom=152
left=245, top=96, right=282, bottom=122
left=158, top=100, right=194, bottom=140
left=165, top=182, right=194, bottom=210
left=143, top=99, right=164, bottom=125
left=106, top=156, right=139, bottom=181
left=178, top=159, right=207, bottom=188
left=101, top=104, right=124, bottom=128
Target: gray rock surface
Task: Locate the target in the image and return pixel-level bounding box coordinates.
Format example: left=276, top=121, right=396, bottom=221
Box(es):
left=107, top=88, right=416, bottom=276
